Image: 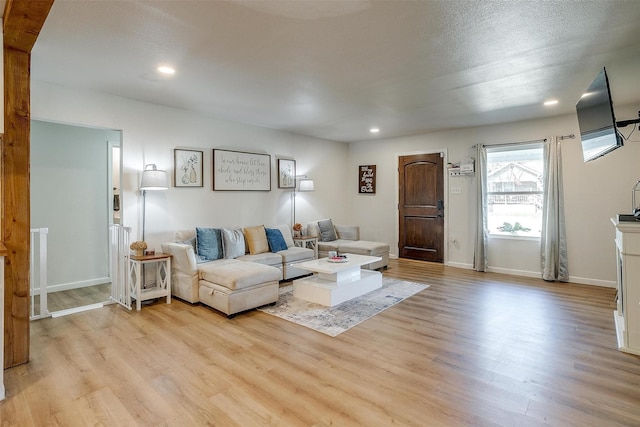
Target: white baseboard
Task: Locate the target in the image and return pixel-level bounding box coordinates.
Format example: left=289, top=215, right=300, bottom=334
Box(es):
left=394, top=256, right=616, bottom=288
left=51, top=302, right=104, bottom=318
left=567, top=276, right=616, bottom=288
left=487, top=266, right=541, bottom=279
left=446, top=261, right=473, bottom=269
left=32, top=277, right=111, bottom=295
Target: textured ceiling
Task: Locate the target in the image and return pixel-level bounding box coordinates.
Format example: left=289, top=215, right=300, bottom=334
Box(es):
left=31, top=0, right=640, bottom=142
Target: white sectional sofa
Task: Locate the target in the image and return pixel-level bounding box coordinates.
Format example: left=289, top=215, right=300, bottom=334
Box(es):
left=161, top=224, right=314, bottom=317
left=306, top=219, right=390, bottom=270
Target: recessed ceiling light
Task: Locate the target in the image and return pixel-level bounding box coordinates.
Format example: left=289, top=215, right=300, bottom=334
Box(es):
left=370, top=127, right=380, bottom=133
left=157, top=66, right=176, bottom=75
left=543, top=99, right=558, bottom=106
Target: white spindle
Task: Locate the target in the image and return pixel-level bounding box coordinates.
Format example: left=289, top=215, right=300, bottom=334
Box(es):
left=30, top=228, right=50, bottom=320
left=110, top=225, right=131, bottom=310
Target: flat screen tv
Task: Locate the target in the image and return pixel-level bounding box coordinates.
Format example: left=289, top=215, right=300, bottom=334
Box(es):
left=576, top=67, right=623, bottom=162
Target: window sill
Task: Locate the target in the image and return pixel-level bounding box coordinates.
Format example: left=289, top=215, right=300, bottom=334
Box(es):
left=488, top=233, right=540, bottom=241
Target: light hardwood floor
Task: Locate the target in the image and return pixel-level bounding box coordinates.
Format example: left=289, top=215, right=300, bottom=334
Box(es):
left=2, top=259, right=640, bottom=426
left=32, top=283, right=112, bottom=314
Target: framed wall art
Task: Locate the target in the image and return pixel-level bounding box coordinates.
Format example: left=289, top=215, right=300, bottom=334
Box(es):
left=359, top=164, right=376, bottom=194
left=213, top=149, right=271, bottom=191
left=174, top=149, right=203, bottom=187
left=278, top=159, right=296, bottom=189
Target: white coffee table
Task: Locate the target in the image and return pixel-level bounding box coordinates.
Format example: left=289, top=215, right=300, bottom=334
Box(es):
left=292, top=253, right=382, bottom=307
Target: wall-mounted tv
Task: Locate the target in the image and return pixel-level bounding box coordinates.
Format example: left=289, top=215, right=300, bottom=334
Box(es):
left=576, top=67, right=623, bottom=162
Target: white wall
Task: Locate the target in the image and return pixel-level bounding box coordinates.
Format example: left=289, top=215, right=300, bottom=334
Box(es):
left=349, top=104, right=640, bottom=286
left=31, top=120, right=118, bottom=291
left=31, top=80, right=639, bottom=287
left=31, top=81, right=350, bottom=252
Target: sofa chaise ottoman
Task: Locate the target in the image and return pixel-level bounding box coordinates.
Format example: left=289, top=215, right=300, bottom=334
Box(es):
left=306, top=219, right=389, bottom=270
left=198, top=259, right=281, bottom=317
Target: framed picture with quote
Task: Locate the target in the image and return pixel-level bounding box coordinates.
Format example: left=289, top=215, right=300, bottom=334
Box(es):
left=212, top=149, right=271, bottom=191
left=359, top=165, right=376, bottom=194
left=278, top=159, right=296, bottom=189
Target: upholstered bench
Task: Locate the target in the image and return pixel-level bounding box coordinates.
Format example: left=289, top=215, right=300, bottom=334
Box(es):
left=198, top=259, right=281, bottom=317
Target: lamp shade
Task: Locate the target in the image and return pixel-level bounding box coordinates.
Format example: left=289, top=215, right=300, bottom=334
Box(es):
left=140, top=164, right=168, bottom=190
left=299, top=178, right=315, bottom=192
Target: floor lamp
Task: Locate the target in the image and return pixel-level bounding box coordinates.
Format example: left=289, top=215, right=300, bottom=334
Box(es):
left=140, top=164, right=168, bottom=241
left=291, top=176, right=315, bottom=226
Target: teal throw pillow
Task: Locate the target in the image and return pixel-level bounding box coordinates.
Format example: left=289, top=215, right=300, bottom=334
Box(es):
left=196, top=227, right=223, bottom=261
left=265, top=228, right=288, bottom=252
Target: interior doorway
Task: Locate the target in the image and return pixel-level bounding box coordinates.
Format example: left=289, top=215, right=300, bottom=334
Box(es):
left=398, top=152, right=445, bottom=263
left=30, top=120, right=123, bottom=317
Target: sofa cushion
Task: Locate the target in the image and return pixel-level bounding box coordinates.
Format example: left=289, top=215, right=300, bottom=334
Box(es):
left=265, top=228, right=288, bottom=252
left=339, top=240, right=390, bottom=256
left=271, top=224, right=295, bottom=248
left=237, top=252, right=283, bottom=267
left=318, top=219, right=338, bottom=242
left=306, top=221, right=320, bottom=239
left=316, top=239, right=353, bottom=253
left=278, top=247, right=314, bottom=263
left=175, top=230, right=196, bottom=241
left=221, top=228, right=246, bottom=259
left=243, top=225, right=270, bottom=255
left=196, top=227, right=224, bottom=261
left=179, top=236, right=196, bottom=251
left=199, top=259, right=281, bottom=291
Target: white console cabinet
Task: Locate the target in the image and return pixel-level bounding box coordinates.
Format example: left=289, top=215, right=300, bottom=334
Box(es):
left=612, top=218, right=640, bottom=355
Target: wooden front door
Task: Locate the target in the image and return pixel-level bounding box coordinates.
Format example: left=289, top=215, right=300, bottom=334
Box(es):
left=398, top=153, right=444, bottom=262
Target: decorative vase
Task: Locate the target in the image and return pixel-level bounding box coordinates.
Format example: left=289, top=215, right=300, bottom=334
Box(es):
left=134, top=249, right=144, bottom=256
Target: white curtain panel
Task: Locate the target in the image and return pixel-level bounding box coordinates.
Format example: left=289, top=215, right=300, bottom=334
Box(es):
left=541, top=137, right=569, bottom=282
left=473, top=144, right=488, bottom=272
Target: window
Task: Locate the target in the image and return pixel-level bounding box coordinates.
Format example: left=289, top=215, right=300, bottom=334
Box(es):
left=486, top=143, right=544, bottom=237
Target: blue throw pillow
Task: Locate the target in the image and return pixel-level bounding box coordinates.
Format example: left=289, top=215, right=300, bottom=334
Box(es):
left=265, top=228, right=288, bottom=252
left=196, top=227, right=223, bottom=261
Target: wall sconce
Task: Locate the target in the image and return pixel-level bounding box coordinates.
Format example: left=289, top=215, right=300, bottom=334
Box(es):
left=140, top=164, right=168, bottom=241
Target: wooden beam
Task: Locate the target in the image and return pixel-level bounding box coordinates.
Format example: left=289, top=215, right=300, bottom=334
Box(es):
left=3, top=0, right=54, bottom=368
left=3, top=0, right=54, bottom=53
left=3, top=47, right=31, bottom=368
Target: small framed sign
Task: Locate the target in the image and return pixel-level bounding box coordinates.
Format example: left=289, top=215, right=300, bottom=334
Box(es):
left=359, top=165, right=376, bottom=194
left=174, top=149, right=204, bottom=187
left=278, top=158, right=296, bottom=189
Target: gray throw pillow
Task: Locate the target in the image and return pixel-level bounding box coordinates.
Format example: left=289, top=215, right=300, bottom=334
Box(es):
left=222, top=228, right=246, bottom=259
left=318, top=219, right=337, bottom=242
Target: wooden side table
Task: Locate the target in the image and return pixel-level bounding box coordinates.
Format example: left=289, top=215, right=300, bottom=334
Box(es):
left=293, top=236, right=318, bottom=259
left=129, top=253, right=172, bottom=311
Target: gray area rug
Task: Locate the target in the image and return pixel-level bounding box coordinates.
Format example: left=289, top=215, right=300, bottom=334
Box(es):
left=258, top=277, right=429, bottom=337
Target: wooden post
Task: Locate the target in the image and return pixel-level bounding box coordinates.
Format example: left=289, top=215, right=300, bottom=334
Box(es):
left=3, top=0, right=54, bottom=368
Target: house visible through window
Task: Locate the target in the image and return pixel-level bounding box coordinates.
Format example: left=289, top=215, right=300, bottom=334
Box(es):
left=486, top=143, right=544, bottom=237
